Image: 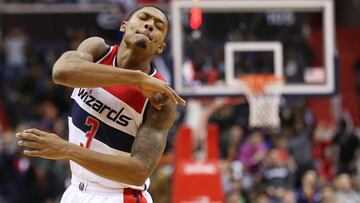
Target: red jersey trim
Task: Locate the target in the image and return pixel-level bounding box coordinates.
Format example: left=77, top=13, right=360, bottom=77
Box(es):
left=95, top=46, right=113, bottom=64
left=97, top=45, right=166, bottom=114
left=124, top=188, right=148, bottom=203
left=103, top=85, right=147, bottom=114
left=98, top=45, right=119, bottom=65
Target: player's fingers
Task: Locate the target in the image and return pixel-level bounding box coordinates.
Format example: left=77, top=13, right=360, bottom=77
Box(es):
left=23, top=128, right=47, bottom=137
left=18, top=140, right=43, bottom=150
left=167, top=86, right=186, bottom=106
left=142, top=89, right=156, bottom=98
left=23, top=150, right=42, bottom=157
left=16, top=132, right=41, bottom=142
left=162, top=86, right=178, bottom=105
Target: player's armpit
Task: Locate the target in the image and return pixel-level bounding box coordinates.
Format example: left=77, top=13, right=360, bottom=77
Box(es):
left=130, top=100, right=177, bottom=185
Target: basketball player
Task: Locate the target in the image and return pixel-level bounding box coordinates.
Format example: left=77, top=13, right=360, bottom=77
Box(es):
left=16, top=6, right=184, bottom=203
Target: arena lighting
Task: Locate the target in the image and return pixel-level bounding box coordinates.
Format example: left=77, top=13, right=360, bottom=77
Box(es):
left=190, top=0, right=202, bottom=30
left=190, top=8, right=202, bottom=30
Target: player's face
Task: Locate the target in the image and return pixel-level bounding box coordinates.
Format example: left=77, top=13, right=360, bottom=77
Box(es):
left=121, top=7, right=168, bottom=55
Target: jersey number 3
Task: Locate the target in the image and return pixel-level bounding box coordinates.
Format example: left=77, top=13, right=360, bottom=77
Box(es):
left=80, top=116, right=99, bottom=148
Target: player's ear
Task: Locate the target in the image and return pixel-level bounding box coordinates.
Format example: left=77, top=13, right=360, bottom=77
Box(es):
left=119, top=21, right=128, bottom=32
left=156, top=42, right=167, bottom=54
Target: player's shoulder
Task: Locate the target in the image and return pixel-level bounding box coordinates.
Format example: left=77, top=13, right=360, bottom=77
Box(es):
left=77, top=37, right=110, bottom=61
left=80, top=37, right=108, bottom=48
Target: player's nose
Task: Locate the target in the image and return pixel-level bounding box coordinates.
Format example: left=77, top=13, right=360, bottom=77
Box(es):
left=144, top=23, right=154, bottom=32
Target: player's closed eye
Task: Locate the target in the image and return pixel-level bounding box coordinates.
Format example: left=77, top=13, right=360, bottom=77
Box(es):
left=138, top=13, right=148, bottom=20
left=138, top=15, right=146, bottom=20
left=156, top=25, right=162, bottom=30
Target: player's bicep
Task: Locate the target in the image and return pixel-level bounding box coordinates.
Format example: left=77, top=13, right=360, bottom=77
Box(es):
left=56, top=50, right=93, bottom=64
left=55, top=37, right=108, bottom=65
left=131, top=101, right=177, bottom=173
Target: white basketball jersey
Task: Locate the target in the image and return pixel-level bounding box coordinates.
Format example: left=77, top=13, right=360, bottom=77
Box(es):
left=68, top=45, right=165, bottom=191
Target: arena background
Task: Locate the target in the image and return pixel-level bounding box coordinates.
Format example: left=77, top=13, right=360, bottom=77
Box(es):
left=1, top=0, right=360, bottom=203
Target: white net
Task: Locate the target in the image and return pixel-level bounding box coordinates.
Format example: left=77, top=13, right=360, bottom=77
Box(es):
left=240, top=76, right=283, bottom=129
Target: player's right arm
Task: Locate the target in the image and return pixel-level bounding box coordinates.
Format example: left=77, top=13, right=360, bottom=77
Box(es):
left=53, top=37, right=185, bottom=107
left=53, top=37, right=143, bottom=88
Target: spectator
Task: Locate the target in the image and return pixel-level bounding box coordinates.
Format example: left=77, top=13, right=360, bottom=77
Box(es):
left=2, top=27, right=29, bottom=126
left=332, top=119, right=360, bottom=173
left=288, top=127, right=313, bottom=186
left=261, top=148, right=295, bottom=203
left=262, top=149, right=293, bottom=191
left=222, top=125, right=244, bottom=160
left=238, top=130, right=268, bottom=174
left=251, top=192, right=270, bottom=203
left=281, top=190, right=296, bottom=203
left=312, top=123, right=335, bottom=180
left=3, top=27, right=28, bottom=83
left=296, top=170, right=322, bottom=203
left=321, top=186, right=340, bottom=203
left=333, top=173, right=360, bottom=203
left=226, top=190, right=246, bottom=203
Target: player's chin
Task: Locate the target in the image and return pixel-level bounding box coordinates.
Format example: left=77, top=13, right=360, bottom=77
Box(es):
left=134, top=38, right=148, bottom=49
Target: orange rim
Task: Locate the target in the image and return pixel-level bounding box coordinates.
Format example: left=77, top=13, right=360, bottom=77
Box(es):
left=239, top=74, right=283, bottom=95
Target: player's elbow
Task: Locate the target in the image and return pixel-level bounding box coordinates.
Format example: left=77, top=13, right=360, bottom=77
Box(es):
left=52, top=62, right=66, bottom=84
left=129, top=174, right=148, bottom=187
left=52, top=51, right=86, bottom=85
left=52, top=59, right=78, bottom=85
left=125, top=160, right=151, bottom=186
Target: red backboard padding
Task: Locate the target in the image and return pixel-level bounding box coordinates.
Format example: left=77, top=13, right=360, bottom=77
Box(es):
left=172, top=124, right=224, bottom=203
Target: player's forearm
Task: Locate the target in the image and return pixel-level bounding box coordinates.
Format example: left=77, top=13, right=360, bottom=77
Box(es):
left=52, top=57, right=147, bottom=88
left=66, top=143, right=147, bottom=186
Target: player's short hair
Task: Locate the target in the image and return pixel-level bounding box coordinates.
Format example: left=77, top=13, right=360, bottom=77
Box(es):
left=127, top=5, right=169, bottom=23
left=126, top=5, right=170, bottom=39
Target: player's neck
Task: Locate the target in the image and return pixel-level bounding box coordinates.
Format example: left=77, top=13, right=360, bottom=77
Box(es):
left=117, top=41, right=152, bottom=74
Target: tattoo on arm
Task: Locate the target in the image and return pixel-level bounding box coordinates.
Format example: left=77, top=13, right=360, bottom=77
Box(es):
left=131, top=100, right=176, bottom=173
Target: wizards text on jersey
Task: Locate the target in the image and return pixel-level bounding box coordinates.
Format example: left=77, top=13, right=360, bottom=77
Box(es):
left=77, top=88, right=132, bottom=127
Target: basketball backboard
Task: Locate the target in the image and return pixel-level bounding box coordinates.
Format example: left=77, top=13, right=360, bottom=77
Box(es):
left=171, top=0, right=335, bottom=96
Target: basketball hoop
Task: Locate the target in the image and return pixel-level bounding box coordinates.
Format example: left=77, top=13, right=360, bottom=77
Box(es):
left=239, top=74, right=283, bottom=129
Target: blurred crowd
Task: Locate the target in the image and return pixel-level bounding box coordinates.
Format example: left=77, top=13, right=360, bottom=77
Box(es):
left=215, top=101, right=360, bottom=203
left=148, top=96, right=360, bottom=203
left=0, top=25, right=88, bottom=203
left=149, top=96, right=360, bottom=203
left=1, top=2, right=360, bottom=203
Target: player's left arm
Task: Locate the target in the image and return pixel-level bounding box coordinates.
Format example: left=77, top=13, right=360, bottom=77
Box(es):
left=16, top=99, right=176, bottom=186
left=130, top=99, right=176, bottom=183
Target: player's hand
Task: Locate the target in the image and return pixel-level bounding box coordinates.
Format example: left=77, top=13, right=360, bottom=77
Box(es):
left=16, top=128, right=70, bottom=160
left=138, top=75, right=186, bottom=110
